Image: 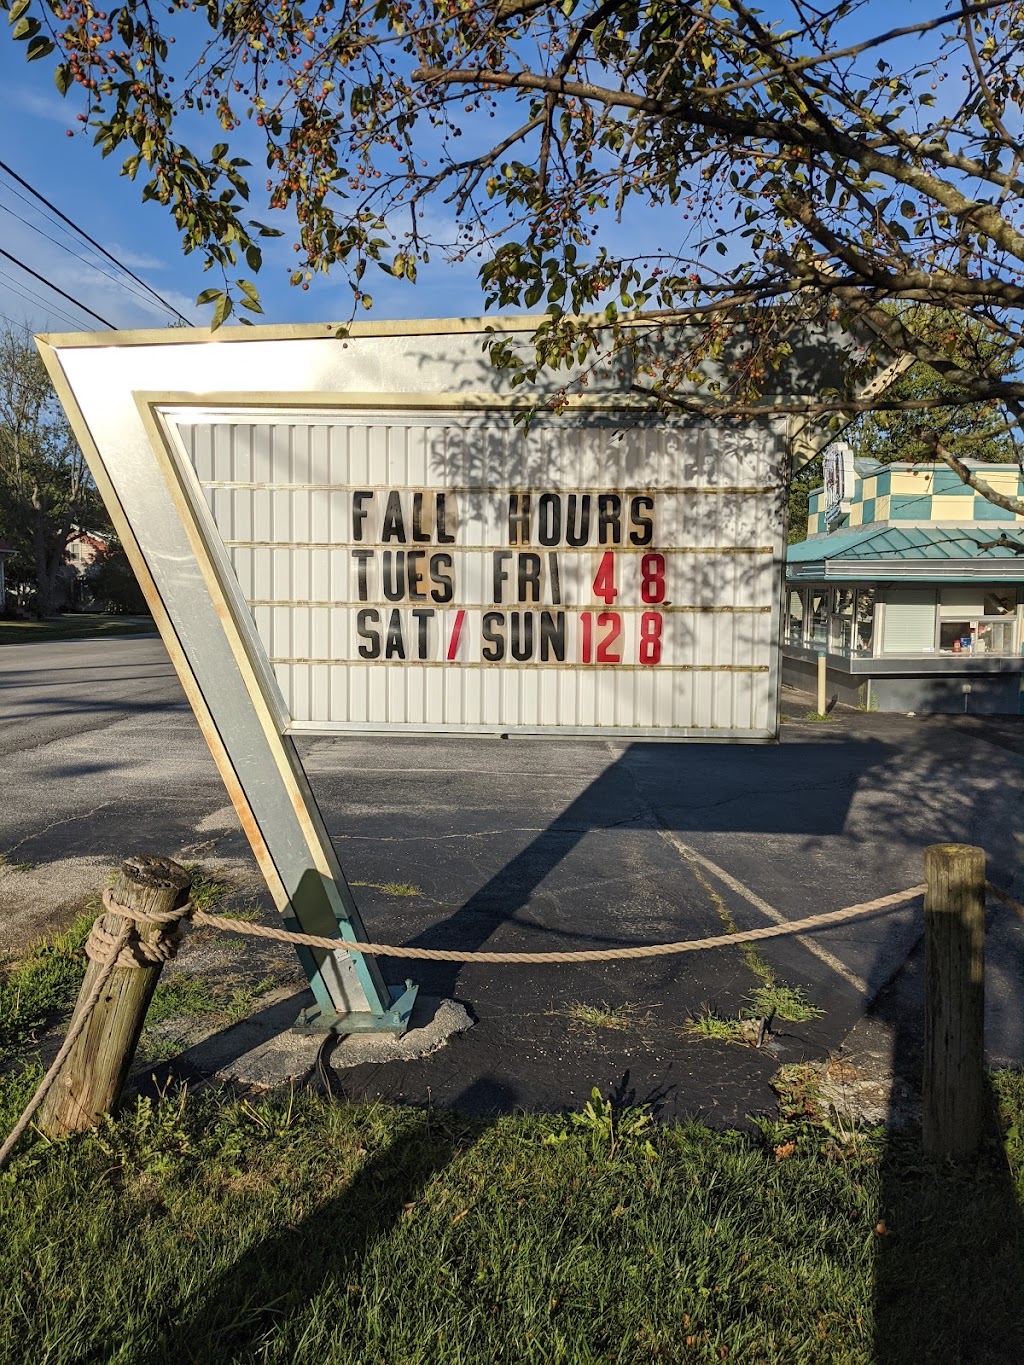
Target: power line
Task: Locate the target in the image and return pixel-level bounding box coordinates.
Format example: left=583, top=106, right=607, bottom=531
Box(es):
left=0, top=200, right=180, bottom=320
left=0, top=157, right=191, bottom=324
left=0, top=266, right=89, bottom=330
left=0, top=246, right=116, bottom=329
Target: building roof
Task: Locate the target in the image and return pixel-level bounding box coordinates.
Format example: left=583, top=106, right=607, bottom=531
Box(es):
left=786, top=524, right=1024, bottom=582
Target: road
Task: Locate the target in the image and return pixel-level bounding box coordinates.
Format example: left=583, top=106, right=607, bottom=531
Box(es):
left=2, top=634, right=1023, bottom=1122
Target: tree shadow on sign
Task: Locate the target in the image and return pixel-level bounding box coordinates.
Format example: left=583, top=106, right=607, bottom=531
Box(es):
left=869, top=929, right=1024, bottom=1363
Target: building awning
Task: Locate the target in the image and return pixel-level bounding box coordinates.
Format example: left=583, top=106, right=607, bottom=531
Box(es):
left=786, top=525, right=1024, bottom=582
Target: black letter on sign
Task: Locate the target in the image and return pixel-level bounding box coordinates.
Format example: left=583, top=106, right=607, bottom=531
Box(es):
left=382, top=551, right=406, bottom=602
left=381, top=491, right=407, bottom=543
left=510, top=611, right=534, bottom=661
left=493, top=549, right=513, bottom=603
left=629, top=495, right=655, bottom=546
left=430, top=553, right=454, bottom=603
left=406, top=550, right=427, bottom=601
left=537, top=493, right=561, bottom=546
left=597, top=494, right=622, bottom=545
left=411, top=493, right=431, bottom=544
left=385, top=608, right=406, bottom=658
left=565, top=494, right=591, bottom=547
left=436, top=492, right=456, bottom=544
left=540, top=610, right=566, bottom=661
left=481, top=611, right=506, bottom=661
left=508, top=493, right=531, bottom=546
left=356, top=608, right=381, bottom=659
left=411, top=608, right=434, bottom=659
left=517, top=552, right=542, bottom=603
left=351, top=549, right=374, bottom=602
left=352, top=491, right=374, bottom=542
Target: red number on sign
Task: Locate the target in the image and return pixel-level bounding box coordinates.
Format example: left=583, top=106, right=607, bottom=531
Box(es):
left=592, top=551, right=618, bottom=605
left=638, top=612, right=663, bottom=665
left=581, top=611, right=593, bottom=663
left=640, top=553, right=666, bottom=604
left=597, top=612, right=622, bottom=663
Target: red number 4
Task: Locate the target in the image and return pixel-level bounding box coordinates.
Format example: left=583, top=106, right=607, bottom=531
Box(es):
left=592, top=551, right=618, bottom=605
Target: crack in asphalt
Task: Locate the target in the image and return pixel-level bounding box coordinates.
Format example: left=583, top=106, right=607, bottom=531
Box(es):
left=0, top=801, right=119, bottom=862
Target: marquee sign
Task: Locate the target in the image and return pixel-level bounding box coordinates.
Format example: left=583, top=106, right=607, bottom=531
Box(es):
left=171, top=408, right=783, bottom=736
left=38, top=319, right=789, bottom=1033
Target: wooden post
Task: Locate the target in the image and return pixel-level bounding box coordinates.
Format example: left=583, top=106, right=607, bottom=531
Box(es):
left=923, top=843, right=987, bottom=1160
left=38, top=856, right=192, bottom=1139
left=816, top=651, right=827, bottom=715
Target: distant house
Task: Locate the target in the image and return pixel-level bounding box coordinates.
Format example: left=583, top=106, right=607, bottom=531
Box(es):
left=65, top=528, right=109, bottom=572
left=784, top=458, right=1024, bottom=714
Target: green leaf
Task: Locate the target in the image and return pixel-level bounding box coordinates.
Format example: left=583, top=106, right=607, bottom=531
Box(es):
left=210, top=292, right=233, bottom=330
left=8, top=0, right=31, bottom=24
left=25, top=33, right=52, bottom=58
left=54, top=63, right=72, bottom=96
left=195, top=288, right=221, bottom=306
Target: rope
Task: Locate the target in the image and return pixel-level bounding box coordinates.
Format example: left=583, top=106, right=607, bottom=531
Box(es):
left=0, top=878, right=931, bottom=1171
left=986, top=880, right=1024, bottom=920
left=83, top=889, right=187, bottom=969
left=185, top=883, right=927, bottom=962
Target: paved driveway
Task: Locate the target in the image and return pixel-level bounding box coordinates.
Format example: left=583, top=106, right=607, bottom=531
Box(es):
left=2, top=635, right=1023, bottom=1122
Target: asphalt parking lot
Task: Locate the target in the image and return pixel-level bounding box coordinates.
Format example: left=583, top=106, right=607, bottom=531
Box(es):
left=3, top=635, right=1024, bottom=1124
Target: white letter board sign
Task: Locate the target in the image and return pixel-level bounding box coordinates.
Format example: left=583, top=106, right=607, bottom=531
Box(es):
left=37, top=319, right=787, bottom=1033
left=176, top=410, right=783, bottom=737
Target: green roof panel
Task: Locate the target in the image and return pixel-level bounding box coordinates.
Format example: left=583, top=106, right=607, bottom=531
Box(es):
left=786, top=525, right=1024, bottom=580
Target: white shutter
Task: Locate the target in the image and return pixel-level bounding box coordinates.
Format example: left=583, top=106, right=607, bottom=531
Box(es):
left=882, top=590, right=936, bottom=653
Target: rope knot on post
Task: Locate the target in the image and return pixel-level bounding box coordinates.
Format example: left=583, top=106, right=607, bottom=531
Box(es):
left=84, top=889, right=194, bottom=969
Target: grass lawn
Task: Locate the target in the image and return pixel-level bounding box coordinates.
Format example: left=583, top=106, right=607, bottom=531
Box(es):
left=2, top=923, right=1023, bottom=1363
left=0, top=613, right=154, bottom=645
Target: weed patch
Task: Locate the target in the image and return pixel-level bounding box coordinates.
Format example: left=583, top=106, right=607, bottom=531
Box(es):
left=562, top=1000, right=656, bottom=1033
left=352, top=881, right=423, bottom=897
left=748, top=983, right=825, bottom=1023
left=182, top=867, right=234, bottom=913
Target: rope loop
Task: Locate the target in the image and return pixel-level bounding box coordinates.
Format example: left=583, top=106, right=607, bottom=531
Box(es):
left=85, top=889, right=194, bottom=969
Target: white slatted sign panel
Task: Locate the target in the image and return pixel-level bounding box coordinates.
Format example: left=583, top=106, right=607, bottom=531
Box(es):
left=173, top=410, right=784, bottom=737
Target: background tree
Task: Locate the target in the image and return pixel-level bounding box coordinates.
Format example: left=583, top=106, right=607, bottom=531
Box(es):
left=9, top=2, right=1024, bottom=508
left=845, top=307, right=1020, bottom=468
left=85, top=535, right=150, bottom=615
left=0, top=326, right=98, bottom=616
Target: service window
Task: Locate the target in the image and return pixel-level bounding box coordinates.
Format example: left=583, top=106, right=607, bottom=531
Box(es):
left=854, top=589, right=875, bottom=656
left=829, top=588, right=854, bottom=654
left=975, top=619, right=1016, bottom=655
left=983, top=589, right=1017, bottom=617
left=882, top=588, right=937, bottom=654
left=786, top=588, right=806, bottom=645
left=809, top=590, right=828, bottom=645
left=939, top=620, right=974, bottom=653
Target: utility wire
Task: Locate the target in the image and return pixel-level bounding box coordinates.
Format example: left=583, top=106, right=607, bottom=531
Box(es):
left=0, top=200, right=179, bottom=319
left=0, top=246, right=116, bottom=329
left=0, top=265, right=89, bottom=331
left=0, top=157, right=190, bottom=324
